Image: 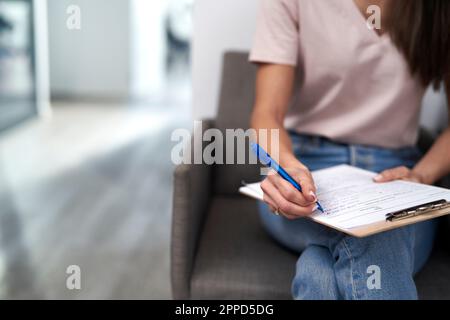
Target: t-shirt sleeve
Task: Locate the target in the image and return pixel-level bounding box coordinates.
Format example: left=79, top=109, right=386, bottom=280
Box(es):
left=249, top=0, right=299, bottom=66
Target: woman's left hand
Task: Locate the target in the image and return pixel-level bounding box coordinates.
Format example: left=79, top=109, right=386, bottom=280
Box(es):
left=373, top=166, right=425, bottom=184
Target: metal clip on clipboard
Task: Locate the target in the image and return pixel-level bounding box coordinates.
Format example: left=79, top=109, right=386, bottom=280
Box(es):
left=386, top=199, right=450, bottom=222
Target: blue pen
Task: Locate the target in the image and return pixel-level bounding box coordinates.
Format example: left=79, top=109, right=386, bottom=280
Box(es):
left=251, top=142, right=325, bottom=213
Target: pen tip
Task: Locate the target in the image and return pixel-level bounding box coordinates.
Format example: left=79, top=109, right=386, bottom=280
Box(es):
left=317, top=203, right=325, bottom=213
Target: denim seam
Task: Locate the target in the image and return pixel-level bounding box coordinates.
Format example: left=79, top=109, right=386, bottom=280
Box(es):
left=341, top=238, right=359, bottom=300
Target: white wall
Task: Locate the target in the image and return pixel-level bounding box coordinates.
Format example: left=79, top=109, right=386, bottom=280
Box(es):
left=47, top=0, right=131, bottom=99
left=192, top=0, right=258, bottom=120
left=130, top=0, right=168, bottom=100
left=33, top=0, right=51, bottom=116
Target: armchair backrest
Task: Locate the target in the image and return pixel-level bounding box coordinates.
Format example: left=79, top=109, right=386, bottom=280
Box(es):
left=213, top=52, right=260, bottom=195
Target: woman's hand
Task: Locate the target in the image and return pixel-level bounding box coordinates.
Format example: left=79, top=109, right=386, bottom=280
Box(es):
left=260, top=164, right=318, bottom=220
left=373, top=166, right=425, bottom=184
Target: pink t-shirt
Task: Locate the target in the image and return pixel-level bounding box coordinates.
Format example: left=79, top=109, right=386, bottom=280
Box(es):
left=249, top=0, right=426, bottom=148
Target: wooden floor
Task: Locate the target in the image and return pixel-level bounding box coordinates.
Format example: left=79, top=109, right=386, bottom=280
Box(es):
left=0, top=102, right=189, bottom=299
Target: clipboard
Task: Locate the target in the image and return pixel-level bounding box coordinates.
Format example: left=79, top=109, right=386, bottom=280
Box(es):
left=313, top=200, right=450, bottom=238
left=239, top=183, right=450, bottom=238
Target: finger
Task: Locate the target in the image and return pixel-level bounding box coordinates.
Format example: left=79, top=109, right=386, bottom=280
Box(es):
left=272, top=175, right=314, bottom=206
left=269, top=203, right=298, bottom=220
left=374, top=166, right=410, bottom=182
left=267, top=167, right=317, bottom=203
left=263, top=188, right=304, bottom=219
left=400, top=175, right=421, bottom=183
left=291, top=168, right=318, bottom=202
left=261, top=180, right=317, bottom=217
left=262, top=192, right=277, bottom=210
left=262, top=180, right=277, bottom=206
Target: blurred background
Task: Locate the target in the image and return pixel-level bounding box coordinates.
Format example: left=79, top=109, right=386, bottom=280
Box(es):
left=0, top=0, right=447, bottom=300
left=0, top=0, right=194, bottom=299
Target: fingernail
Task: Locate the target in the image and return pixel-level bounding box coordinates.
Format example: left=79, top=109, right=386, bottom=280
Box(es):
left=309, top=191, right=317, bottom=201
left=312, top=204, right=318, bottom=212
left=374, top=175, right=382, bottom=182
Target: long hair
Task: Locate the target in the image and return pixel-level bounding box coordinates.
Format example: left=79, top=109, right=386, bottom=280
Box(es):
left=387, top=0, right=450, bottom=89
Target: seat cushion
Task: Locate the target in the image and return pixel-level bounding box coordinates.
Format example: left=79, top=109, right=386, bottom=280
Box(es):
left=415, top=248, right=450, bottom=299
left=191, top=196, right=450, bottom=299
left=415, top=223, right=450, bottom=300
left=190, top=196, right=297, bottom=299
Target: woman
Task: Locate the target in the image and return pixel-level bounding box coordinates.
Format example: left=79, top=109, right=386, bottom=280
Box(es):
left=250, top=0, right=450, bottom=299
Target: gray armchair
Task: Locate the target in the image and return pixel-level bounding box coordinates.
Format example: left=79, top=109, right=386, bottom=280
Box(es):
left=171, top=51, right=450, bottom=300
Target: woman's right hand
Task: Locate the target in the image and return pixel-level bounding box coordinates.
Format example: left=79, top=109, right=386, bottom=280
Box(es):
left=260, top=163, right=318, bottom=220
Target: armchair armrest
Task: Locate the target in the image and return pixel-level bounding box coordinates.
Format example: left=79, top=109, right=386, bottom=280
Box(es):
left=171, top=119, right=214, bottom=299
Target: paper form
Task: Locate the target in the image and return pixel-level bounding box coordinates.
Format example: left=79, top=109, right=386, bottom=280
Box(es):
left=239, top=165, right=450, bottom=230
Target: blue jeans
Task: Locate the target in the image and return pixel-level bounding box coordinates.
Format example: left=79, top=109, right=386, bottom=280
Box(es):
left=258, top=133, right=437, bottom=300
